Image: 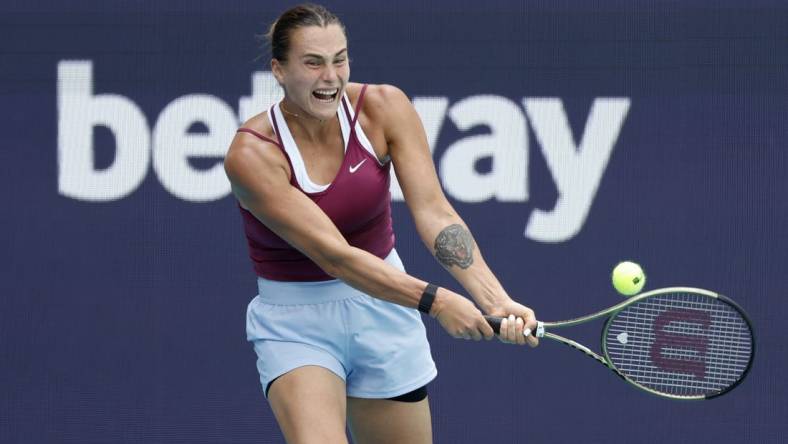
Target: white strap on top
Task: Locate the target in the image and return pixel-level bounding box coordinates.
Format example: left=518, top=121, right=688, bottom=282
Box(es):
left=267, top=93, right=387, bottom=193
left=268, top=104, right=348, bottom=193
left=339, top=92, right=389, bottom=165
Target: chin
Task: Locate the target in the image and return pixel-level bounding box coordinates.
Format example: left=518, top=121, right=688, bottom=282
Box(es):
left=309, top=99, right=341, bottom=120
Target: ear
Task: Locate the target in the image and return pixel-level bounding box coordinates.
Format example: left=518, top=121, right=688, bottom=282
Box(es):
left=271, top=59, right=285, bottom=86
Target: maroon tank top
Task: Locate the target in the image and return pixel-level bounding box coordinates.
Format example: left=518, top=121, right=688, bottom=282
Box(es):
left=236, top=85, right=395, bottom=281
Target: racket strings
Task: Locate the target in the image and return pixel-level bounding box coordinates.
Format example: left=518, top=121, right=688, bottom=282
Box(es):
left=604, top=292, right=753, bottom=397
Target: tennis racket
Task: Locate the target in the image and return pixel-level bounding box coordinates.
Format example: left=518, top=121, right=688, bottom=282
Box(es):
left=484, top=287, right=755, bottom=400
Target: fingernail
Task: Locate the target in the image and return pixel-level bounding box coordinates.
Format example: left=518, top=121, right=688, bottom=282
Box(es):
left=524, top=328, right=531, bottom=337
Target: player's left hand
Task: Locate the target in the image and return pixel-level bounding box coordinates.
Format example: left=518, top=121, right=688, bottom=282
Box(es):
left=487, top=300, right=539, bottom=347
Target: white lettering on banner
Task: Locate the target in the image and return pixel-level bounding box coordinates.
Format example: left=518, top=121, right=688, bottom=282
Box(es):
left=58, top=61, right=150, bottom=201
left=523, top=98, right=631, bottom=242
left=153, top=95, right=237, bottom=202
left=238, top=71, right=283, bottom=122
left=56, top=60, right=630, bottom=242
left=441, top=95, right=528, bottom=202
left=57, top=61, right=239, bottom=202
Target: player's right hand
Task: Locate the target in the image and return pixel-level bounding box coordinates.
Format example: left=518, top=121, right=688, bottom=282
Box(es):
left=431, top=289, right=495, bottom=341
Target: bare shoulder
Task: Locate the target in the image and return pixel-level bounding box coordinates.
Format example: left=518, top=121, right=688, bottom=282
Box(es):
left=348, top=83, right=410, bottom=113
left=348, top=83, right=413, bottom=140
left=238, top=109, right=278, bottom=143
left=225, top=110, right=288, bottom=183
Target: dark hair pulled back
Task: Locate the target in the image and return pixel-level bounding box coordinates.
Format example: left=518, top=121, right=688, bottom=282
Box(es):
left=266, top=4, right=345, bottom=62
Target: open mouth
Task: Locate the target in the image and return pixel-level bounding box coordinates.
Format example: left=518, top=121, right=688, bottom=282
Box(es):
left=312, top=88, right=339, bottom=103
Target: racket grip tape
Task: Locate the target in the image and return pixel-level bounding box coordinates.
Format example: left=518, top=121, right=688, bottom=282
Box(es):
left=484, top=315, right=538, bottom=337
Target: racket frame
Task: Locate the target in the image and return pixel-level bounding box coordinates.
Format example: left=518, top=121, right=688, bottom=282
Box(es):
left=535, top=287, right=755, bottom=400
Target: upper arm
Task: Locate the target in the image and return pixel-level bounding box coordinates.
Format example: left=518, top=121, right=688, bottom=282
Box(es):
left=224, top=133, right=350, bottom=274
left=367, top=84, right=454, bottom=221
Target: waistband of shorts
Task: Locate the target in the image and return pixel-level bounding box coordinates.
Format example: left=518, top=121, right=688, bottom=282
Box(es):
left=255, top=248, right=401, bottom=306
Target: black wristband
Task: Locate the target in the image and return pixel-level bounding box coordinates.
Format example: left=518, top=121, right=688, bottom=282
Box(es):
left=418, top=283, right=439, bottom=314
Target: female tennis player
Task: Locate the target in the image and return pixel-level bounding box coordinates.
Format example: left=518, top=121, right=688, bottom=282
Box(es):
left=224, top=4, right=538, bottom=444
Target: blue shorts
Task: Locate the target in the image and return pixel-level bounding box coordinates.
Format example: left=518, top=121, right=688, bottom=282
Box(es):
left=245, top=249, right=438, bottom=399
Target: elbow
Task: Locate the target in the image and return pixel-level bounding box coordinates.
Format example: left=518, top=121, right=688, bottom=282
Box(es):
left=319, top=257, right=343, bottom=279
left=312, top=240, right=353, bottom=279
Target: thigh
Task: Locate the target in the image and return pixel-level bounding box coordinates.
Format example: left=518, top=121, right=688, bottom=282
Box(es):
left=268, top=366, right=349, bottom=444
left=346, top=396, right=432, bottom=444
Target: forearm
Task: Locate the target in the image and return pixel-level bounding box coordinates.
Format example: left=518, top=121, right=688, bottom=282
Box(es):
left=325, top=246, right=439, bottom=313
left=415, top=211, right=511, bottom=313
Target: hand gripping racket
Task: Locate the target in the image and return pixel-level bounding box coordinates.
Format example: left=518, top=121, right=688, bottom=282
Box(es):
left=485, top=287, right=755, bottom=400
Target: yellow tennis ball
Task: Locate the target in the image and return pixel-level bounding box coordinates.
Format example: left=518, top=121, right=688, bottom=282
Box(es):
left=612, top=261, right=646, bottom=296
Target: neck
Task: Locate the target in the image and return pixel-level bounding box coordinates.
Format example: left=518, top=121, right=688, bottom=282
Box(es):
left=280, top=98, right=337, bottom=143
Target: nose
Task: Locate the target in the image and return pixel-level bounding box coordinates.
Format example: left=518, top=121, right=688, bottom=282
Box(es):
left=321, top=64, right=337, bottom=83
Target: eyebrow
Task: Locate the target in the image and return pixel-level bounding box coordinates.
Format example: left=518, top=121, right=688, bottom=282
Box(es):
left=301, top=49, right=348, bottom=59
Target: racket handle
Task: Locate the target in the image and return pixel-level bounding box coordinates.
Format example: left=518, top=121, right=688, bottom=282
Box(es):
left=484, top=316, right=542, bottom=337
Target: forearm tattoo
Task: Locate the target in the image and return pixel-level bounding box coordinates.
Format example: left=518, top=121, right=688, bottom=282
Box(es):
left=434, top=224, right=475, bottom=269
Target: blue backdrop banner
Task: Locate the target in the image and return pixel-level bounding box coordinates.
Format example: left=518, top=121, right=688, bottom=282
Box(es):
left=1, top=1, right=786, bottom=443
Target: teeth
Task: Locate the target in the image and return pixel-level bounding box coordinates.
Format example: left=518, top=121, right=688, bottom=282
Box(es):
left=313, top=88, right=338, bottom=103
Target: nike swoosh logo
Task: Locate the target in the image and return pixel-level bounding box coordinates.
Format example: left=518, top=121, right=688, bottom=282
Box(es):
left=349, top=159, right=367, bottom=173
